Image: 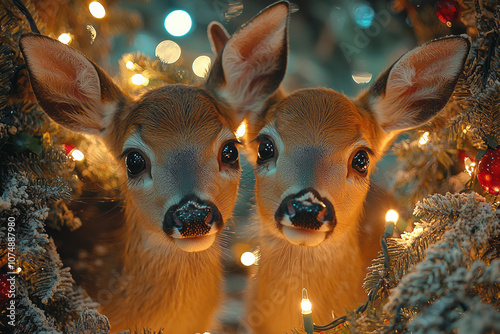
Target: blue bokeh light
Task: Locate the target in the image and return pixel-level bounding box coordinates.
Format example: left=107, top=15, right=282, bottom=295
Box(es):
left=354, top=4, right=375, bottom=29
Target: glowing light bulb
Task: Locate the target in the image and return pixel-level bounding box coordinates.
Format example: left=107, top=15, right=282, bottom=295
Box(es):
left=164, top=10, right=192, bottom=37
left=385, top=209, right=399, bottom=223
left=126, top=61, right=134, bottom=69
left=301, top=288, right=312, bottom=314
left=352, top=72, right=372, bottom=84
left=192, top=55, right=211, bottom=78
left=418, top=131, right=430, bottom=146
left=155, top=40, right=181, bottom=64
left=383, top=209, right=398, bottom=238
left=58, top=33, right=72, bottom=44
left=235, top=121, right=246, bottom=139
left=131, top=74, right=148, bottom=86
left=89, top=1, right=106, bottom=19
left=71, top=149, right=84, bottom=161
left=240, top=251, right=256, bottom=266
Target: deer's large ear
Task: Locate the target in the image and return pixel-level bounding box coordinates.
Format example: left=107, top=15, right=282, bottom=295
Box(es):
left=19, top=34, right=126, bottom=135
left=360, top=36, right=470, bottom=132
left=208, top=21, right=230, bottom=56
left=206, top=1, right=289, bottom=124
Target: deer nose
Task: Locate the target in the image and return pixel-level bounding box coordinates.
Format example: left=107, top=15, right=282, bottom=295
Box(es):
left=163, top=195, right=221, bottom=237
left=275, top=188, right=335, bottom=230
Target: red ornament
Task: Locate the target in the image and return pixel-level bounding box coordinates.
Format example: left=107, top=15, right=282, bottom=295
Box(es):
left=0, top=274, right=10, bottom=305
left=436, top=0, right=462, bottom=25
left=63, top=143, right=76, bottom=155
left=478, top=147, right=500, bottom=195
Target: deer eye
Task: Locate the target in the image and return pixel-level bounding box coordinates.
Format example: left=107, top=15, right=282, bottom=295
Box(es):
left=221, top=142, right=239, bottom=166
left=258, top=137, right=275, bottom=163
left=352, top=150, right=369, bottom=174
left=126, top=151, right=147, bottom=177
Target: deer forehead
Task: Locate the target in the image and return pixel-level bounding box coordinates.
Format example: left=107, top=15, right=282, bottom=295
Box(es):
left=121, top=84, right=235, bottom=157
left=267, top=88, right=381, bottom=150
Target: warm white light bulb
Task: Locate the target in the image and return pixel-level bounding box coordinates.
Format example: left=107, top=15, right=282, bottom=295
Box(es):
left=164, top=10, right=192, bottom=37
left=385, top=209, right=399, bottom=223
left=89, top=1, right=106, bottom=19
left=58, top=33, right=72, bottom=44
left=240, top=251, right=256, bottom=266
left=235, top=121, right=246, bottom=139
left=301, top=299, right=312, bottom=314
left=71, top=149, right=84, bottom=161
left=301, top=288, right=312, bottom=314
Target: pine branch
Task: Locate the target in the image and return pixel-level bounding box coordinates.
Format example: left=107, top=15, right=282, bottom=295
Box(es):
left=27, top=239, right=75, bottom=304
left=13, top=289, right=61, bottom=334
left=383, top=192, right=500, bottom=333
left=65, top=309, right=109, bottom=334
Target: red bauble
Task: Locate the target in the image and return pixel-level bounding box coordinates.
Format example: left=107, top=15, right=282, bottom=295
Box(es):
left=0, top=274, right=10, bottom=305
left=436, top=0, right=462, bottom=24
left=478, top=147, right=500, bottom=195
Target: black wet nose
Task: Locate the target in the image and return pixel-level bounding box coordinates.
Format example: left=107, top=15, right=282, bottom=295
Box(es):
left=163, top=195, right=221, bottom=237
left=275, top=188, right=335, bottom=230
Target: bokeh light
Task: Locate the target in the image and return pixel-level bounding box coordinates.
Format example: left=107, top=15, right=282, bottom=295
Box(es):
left=164, top=10, right=192, bottom=37
left=155, top=40, right=182, bottom=64
left=58, top=33, right=72, bottom=44
left=71, top=149, right=85, bottom=161
left=192, top=55, right=211, bottom=78
left=240, top=252, right=256, bottom=266
left=352, top=72, right=372, bottom=84
left=418, top=131, right=430, bottom=146
left=89, top=1, right=106, bottom=19
left=235, top=121, right=246, bottom=139
left=131, top=73, right=148, bottom=86
left=354, top=4, right=374, bottom=28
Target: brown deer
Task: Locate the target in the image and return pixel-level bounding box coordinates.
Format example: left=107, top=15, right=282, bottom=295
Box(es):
left=18, top=2, right=287, bottom=331
left=207, top=2, right=469, bottom=332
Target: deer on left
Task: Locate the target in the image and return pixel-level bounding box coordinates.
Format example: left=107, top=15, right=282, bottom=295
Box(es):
left=18, top=8, right=285, bottom=331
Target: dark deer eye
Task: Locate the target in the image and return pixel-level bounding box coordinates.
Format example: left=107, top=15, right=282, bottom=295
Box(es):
left=126, top=151, right=146, bottom=177
left=258, top=137, right=275, bottom=163
left=352, top=150, right=369, bottom=174
left=221, top=142, right=239, bottom=166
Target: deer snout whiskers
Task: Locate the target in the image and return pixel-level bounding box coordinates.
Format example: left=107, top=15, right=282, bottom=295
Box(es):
left=163, top=195, right=223, bottom=252
left=275, top=188, right=336, bottom=246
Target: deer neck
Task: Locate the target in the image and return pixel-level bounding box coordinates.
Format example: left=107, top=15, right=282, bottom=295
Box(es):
left=99, top=197, right=224, bottom=332
left=246, top=221, right=367, bottom=331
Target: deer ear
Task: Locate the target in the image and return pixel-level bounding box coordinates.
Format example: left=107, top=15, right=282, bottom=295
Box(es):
left=363, top=36, right=470, bottom=132
left=19, top=34, right=125, bottom=135
left=206, top=1, right=289, bottom=124
left=208, top=21, right=230, bottom=56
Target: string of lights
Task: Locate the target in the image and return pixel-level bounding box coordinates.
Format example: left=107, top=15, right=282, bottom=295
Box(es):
left=301, top=210, right=399, bottom=333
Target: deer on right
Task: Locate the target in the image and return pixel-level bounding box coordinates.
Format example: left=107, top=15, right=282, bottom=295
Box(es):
left=210, top=2, right=470, bottom=332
